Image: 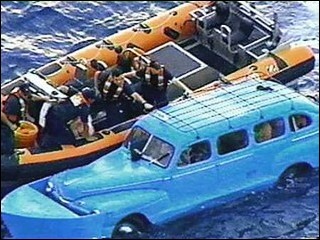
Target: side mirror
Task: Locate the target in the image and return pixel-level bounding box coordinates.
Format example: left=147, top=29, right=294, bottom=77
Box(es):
left=131, top=148, right=142, bottom=162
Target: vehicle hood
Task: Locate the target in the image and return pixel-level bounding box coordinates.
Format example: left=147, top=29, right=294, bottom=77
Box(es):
left=49, top=147, right=165, bottom=202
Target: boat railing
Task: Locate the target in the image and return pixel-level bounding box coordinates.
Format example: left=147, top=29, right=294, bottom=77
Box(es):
left=189, top=1, right=281, bottom=68
left=237, top=1, right=275, bottom=28
left=220, top=25, right=236, bottom=54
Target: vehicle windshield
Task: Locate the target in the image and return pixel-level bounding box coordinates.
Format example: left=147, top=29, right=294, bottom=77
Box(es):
left=124, top=127, right=174, bottom=168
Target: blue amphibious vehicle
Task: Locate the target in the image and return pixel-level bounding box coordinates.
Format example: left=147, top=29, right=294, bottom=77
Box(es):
left=1, top=79, right=319, bottom=239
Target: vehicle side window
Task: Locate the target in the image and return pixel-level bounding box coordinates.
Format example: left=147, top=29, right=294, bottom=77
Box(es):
left=178, top=141, right=211, bottom=167
left=254, top=118, right=285, bottom=143
left=289, top=114, right=312, bottom=132
left=217, top=130, right=248, bottom=155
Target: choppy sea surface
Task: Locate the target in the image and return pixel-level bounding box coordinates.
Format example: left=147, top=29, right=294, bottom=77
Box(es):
left=1, top=1, right=319, bottom=239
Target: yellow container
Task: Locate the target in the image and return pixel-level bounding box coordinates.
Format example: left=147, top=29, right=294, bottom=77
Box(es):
left=15, top=121, right=39, bottom=148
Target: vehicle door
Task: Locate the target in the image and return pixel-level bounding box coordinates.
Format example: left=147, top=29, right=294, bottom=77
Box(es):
left=214, top=129, right=257, bottom=194
left=169, top=140, right=218, bottom=208
left=252, top=118, right=287, bottom=182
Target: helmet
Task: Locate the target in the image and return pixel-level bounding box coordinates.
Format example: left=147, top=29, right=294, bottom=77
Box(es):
left=19, top=83, right=32, bottom=95
left=111, top=68, right=122, bottom=77
left=149, top=61, right=161, bottom=70
left=81, top=88, right=96, bottom=101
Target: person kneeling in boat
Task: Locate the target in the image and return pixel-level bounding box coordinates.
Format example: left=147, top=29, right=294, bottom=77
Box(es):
left=58, top=59, right=109, bottom=97
left=124, top=60, right=173, bottom=108
left=90, top=59, right=109, bottom=96
left=115, top=46, right=133, bottom=74
left=3, top=83, right=57, bottom=122
left=39, top=88, right=97, bottom=150
left=98, top=68, right=153, bottom=129
left=1, top=101, right=18, bottom=155
left=2, top=83, right=57, bottom=151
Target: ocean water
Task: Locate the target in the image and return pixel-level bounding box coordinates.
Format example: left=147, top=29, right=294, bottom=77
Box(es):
left=1, top=1, right=319, bottom=239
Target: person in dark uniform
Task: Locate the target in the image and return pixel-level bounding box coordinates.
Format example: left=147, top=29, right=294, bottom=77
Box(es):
left=90, top=59, right=108, bottom=72
left=115, top=46, right=133, bottom=74
left=94, top=68, right=112, bottom=98
left=3, top=83, right=54, bottom=122
left=2, top=83, right=39, bottom=126
left=90, top=59, right=109, bottom=96
left=39, top=88, right=97, bottom=149
left=1, top=101, right=18, bottom=155
left=124, top=60, right=173, bottom=108
left=2, top=83, right=55, bottom=152
left=58, top=59, right=108, bottom=98
left=99, top=68, right=153, bottom=129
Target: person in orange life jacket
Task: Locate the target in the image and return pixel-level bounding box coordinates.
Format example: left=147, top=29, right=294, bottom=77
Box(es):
left=39, top=88, right=97, bottom=149
left=90, top=59, right=108, bottom=72
left=115, top=46, right=133, bottom=74
left=2, top=83, right=34, bottom=127
left=96, top=68, right=153, bottom=129
left=124, top=60, right=173, bottom=108
left=89, top=59, right=109, bottom=95
left=57, top=59, right=109, bottom=98
left=1, top=101, right=18, bottom=155
left=2, top=83, right=56, bottom=124
left=2, top=83, right=56, bottom=153
left=93, top=68, right=112, bottom=98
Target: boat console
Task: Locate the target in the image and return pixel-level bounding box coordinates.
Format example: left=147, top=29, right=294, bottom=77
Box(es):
left=189, top=1, right=281, bottom=68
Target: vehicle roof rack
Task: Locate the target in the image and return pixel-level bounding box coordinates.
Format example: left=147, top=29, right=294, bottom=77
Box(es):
left=151, top=79, right=299, bottom=134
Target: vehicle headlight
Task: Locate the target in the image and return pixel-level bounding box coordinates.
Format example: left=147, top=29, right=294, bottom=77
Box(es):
left=91, top=209, right=101, bottom=215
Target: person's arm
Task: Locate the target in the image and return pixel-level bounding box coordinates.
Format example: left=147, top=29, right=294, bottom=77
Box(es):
left=131, top=92, right=153, bottom=111
left=79, top=106, right=95, bottom=139
left=94, top=72, right=101, bottom=96
left=1, top=111, right=17, bottom=131
left=123, top=81, right=153, bottom=110
left=161, top=68, right=172, bottom=90
left=122, top=70, right=138, bottom=79
left=30, top=94, right=58, bottom=103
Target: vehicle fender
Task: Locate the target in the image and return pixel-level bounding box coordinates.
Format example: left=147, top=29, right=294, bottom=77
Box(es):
left=83, top=189, right=171, bottom=225
left=273, top=135, right=319, bottom=177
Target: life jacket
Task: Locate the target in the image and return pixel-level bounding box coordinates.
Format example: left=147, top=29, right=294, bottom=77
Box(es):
left=96, top=69, right=111, bottom=95
left=144, top=67, right=165, bottom=90
left=97, top=60, right=108, bottom=71
left=103, top=78, right=132, bottom=101
left=103, top=80, right=124, bottom=100
left=3, top=91, right=27, bottom=124
left=93, top=61, right=108, bottom=79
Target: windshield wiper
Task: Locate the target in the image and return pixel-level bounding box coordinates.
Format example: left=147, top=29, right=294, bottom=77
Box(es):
left=131, top=145, right=170, bottom=167
left=148, top=153, right=170, bottom=166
